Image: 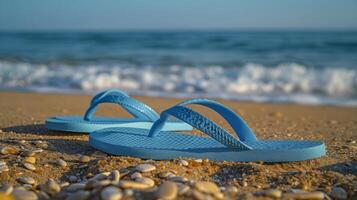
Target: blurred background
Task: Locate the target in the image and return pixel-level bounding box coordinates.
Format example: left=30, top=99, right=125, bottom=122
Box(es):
left=0, top=0, right=356, bottom=105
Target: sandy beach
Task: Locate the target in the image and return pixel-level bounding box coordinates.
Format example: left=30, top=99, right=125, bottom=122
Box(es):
left=0, top=91, right=356, bottom=199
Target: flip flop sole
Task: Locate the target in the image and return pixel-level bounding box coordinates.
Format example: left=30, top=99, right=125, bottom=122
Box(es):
left=89, top=128, right=326, bottom=162
left=45, top=116, right=192, bottom=133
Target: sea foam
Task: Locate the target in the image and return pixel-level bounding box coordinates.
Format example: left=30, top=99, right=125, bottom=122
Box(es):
left=0, top=61, right=356, bottom=106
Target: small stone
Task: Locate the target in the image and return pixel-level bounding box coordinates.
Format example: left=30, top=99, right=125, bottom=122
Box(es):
left=135, top=164, right=156, bottom=173
left=87, top=172, right=110, bottom=182
left=65, top=190, right=90, bottom=200
left=0, top=184, right=13, bottom=195
left=60, top=182, right=70, bottom=187
left=92, top=151, right=107, bottom=158
left=257, top=189, right=282, bottom=198
left=1, top=146, right=18, bottom=155
left=17, top=177, right=36, bottom=185
left=179, top=159, right=189, bottom=166
left=79, top=155, right=91, bottom=163
left=156, top=181, right=178, bottom=200
left=23, top=163, right=36, bottom=171
left=56, top=159, right=67, bottom=168
left=135, top=177, right=155, bottom=187
left=0, top=162, right=9, bottom=173
left=331, top=187, right=347, bottom=199
left=24, top=157, right=36, bottom=164
left=65, top=183, right=85, bottom=192
left=110, top=170, right=120, bottom=183
left=69, top=176, right=78, bottom=182
left=11, top=188, right=38, bottom=200
left=178, top=185, right=190, bottom=195
left=119, top=180, right=153, bottom=190
left=101, top=186, right=123, bottom=200
left=123, top=189, right=134, bottom=197
left=194, top=159, right=203, bottom=163
left=158, top=171, right=174, bottom=178
left=242, top=181, right=248, bottom=187
left=41, top=180, right=61, bottom=196
left=21, top=151, right=35, bottom=157
left=32, top=149, right=43, bottom=153
left=194, top=181, right=220, bottom=195
left=192, top=190, right=208, bottom=200
left=130, top=172, right=142, bottom=180
left=225, top=186, right=238, bottom=194
left=168, top=176, right=188, bottom=183
left=37, top=191, right=50, bottom=200
left=33, top=141, right=48, bottom=148
left=283, top=191, right=325, bottom=200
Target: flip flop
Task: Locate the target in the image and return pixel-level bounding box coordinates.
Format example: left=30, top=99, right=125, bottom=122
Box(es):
left=45, top=89, right=192, bottom=133
left=89, top=99, right=326, bottom=162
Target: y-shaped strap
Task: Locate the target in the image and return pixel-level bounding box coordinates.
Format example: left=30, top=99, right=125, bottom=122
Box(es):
left=148, top=99, right=257, bottom=150
left=83, top=89, right=159, bottom=121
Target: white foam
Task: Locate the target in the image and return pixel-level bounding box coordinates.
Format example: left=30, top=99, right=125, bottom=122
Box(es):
left=0, top=61, right=356, bottom=106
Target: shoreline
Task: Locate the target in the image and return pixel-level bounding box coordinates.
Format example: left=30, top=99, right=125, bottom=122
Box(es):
left=0, top=91, right=356, bottom=199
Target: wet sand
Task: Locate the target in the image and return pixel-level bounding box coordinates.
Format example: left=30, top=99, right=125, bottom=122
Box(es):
left=0, top=92, right=356, bottom=199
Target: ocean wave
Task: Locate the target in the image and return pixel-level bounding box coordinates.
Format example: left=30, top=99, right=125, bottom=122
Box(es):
left=0, top=61, right=356, bottom=106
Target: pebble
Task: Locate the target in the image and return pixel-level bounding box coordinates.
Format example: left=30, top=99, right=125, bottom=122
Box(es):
left=283, top=191, right=325, bottom=200
left=135, top=177, right=155, bottom=187
left=194, top=159, right=203, bottom=163
left=178, top=185, right=190, bottom=195
left=0, top=146, right=18, bottom=155
left=92, top=151, right=108, bottom=158
left=225, top=186, right=238, bottom=194
left=0, top=184, right=13, bottom=195
left=32, top=149, right=43, bottom=153
left=56, top=159, right=67, bottom=168
left=41, top=180, right=61, bottom=195
left=24, top=157, right=36, bottom=164
left=131, top=172, right=142, bottom=180
left=158, top=171, right=175, bottom=178
left=331, top=187, right=347, bottom=199
left=65, top=190, right=90, bottom=200
left=179, top=159, right=189, bottom=166
left=79, top=155, right=91, bottom=163
left=23, top=163, right=36, bottom=171
left=119, top=180, right=153, bottom=190
left=101, top=186, right=123, bottom=200
left=33, top=141, right=48, bottom=148
left=135, top=164, right=156, bottom=173
left=65, top=183, right=85, bottom=192
left=87, top=172, right=110, bottom=182
left=156, top=181, right=178, bottom=200
left=242, top=181, right=248, bottom=187
left=69, top=175, right=78, bottom=182
left=110, top=170, right=120, bottom=183
left=194, top=181, right=221, bottom=195
left=11, top=188, right=38, bottom=200
left=0, top=162, right=9, bottom=173
left=17, top=177, right=36, bottom=185
left=257, top=189, right=282, bottom=198
left=21, top=150, right=35, bottom=157
left=168, top=176, right=188, bottom=183
left=123, top=189, right=134, bottom=197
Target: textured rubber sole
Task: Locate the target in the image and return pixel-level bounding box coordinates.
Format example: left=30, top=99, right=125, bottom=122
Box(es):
left=45, top=116, right=192, bottom=133
left=89, top=128, right=326, bottom=162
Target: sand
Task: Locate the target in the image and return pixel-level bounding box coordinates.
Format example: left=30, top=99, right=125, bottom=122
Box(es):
left=0, top=91, right=356, bottom=199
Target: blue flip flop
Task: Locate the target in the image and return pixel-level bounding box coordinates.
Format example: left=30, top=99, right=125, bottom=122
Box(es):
left=89, top=99, right=326, bottom=162
left=45, top=89, right=192, bottom=133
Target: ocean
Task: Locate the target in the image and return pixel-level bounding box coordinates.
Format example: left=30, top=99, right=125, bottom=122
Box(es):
left=0, top=30, right=356, bottom=106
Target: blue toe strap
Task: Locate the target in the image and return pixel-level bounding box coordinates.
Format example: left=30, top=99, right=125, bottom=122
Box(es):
left=84, top=89, right=159, bottom=121
left=148, top=99, right=257, bottom=150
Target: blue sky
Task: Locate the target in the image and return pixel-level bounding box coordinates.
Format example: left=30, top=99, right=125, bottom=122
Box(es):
left=0, top=0, right=356, bottom=31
